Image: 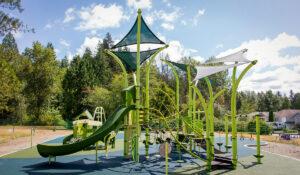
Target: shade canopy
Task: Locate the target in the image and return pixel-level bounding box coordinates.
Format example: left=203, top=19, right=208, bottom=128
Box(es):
left=112, top=48, right=160, bottom=72
left=112, top=16, right=165, bottom=49
left=193, top=62, right=246, bottom=81
left=165, top=60, right=196, bottom=73
left=205, top=49, right=250, bottom=64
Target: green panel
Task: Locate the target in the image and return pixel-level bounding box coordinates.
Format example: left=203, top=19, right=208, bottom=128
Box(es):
left=166, top=60, right=196, bottom=74
left=37, top=105, right=135, bottom=157
left=112, top=48, right=160, bottom=72
left=112, top=16, right=165, bottom=49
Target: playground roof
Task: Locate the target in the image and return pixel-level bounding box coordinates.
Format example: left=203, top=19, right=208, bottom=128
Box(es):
left=112, top=16, right=165, bottom=49
left=76, top=110, right=94, bottom=120
left=112, top=48, right=160, bottom=72
left=166, top=60, right=196, bottom=74
left=205, top=49, right=250, bottom=64
left=193, top=62, right=246, bottom=81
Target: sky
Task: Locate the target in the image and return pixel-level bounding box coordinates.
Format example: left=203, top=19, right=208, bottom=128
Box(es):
left=6, top=0, right=300, bottom=94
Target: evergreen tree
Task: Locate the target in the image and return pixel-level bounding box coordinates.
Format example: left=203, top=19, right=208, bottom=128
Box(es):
left=2, top=32, right=18, bottom=52
left=23, top=42, right=59, bottom=121
left=60, top=56, right=69, bottom=68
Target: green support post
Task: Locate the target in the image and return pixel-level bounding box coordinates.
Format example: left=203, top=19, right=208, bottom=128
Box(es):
left=255, top=115, right=262, bottom=163
left=187, top=65, right=193, bottom=133
left=225, top=114, right=229, bottom=153
left=132, top=8, right=142, bottom=163
left=231, top=60, right=257, bottom=169
left=192, top=81, right=225, bottom=171
left=145, top=46, right=168, bottom=159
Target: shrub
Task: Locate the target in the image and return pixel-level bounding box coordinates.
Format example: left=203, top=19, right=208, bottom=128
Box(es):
left=247, top=119, right=272, bottom=135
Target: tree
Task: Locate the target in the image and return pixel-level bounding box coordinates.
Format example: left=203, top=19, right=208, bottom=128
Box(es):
left=0, top=59, right=21, bottom=120
left=2, top=32, right=18, bottom=52
left=292, top=93, right=300, bottom=109
left=0, top=0, right=33, bottom=36
left=281, top=95, right=291, bottom=109
left=269, top=111, right=274, bottom=122
left=60, top=56, right=69, bottom=68
left=23, top=42, right=59, bottom=121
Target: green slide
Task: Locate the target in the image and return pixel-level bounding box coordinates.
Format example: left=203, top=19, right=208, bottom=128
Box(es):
left=37, top=105, right=135, bottom=157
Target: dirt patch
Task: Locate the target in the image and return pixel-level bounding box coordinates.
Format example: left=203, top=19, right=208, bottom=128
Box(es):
left=0, top=126, right=71, bottom=156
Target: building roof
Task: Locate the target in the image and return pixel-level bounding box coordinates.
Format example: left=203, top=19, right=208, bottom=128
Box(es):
left=275, top=109, right=300, bottom=119
left=286, top=113, right=300, bottom=123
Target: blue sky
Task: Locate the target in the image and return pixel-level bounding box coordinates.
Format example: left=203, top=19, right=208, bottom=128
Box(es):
left=7, top=0, right=300, bottom=93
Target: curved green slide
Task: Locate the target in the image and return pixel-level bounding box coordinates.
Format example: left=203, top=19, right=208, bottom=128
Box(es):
left=37, top=105, right=135, bottom=157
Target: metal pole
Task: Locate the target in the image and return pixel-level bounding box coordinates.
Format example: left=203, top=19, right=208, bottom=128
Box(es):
left=225, top=115, right=229, bottom=153
left=256, top=115, right=261, bottom=163
left=31, top=127, right=33, bottom=147
left=165, top=142, right=168, bottom=175
left=133, top=8, right=142, bottom=163
left=96, top=141, right=98, bottom=164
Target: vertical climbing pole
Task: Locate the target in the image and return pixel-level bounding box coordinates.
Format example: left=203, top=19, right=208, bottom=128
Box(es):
left=225, top=114, right=229, bottom=152
left=255, top=115, right=262, bottom=163
left=187, top=65, right=193, bottom=130
left=133, top=8, right=142, bottom=163
left=231, top=64, right=238, bottom=168
left=187, top=65, right=193, bottom=151
left=205, top=77, right=214, bottom=158
left=231, top=60, right=257, bottom=168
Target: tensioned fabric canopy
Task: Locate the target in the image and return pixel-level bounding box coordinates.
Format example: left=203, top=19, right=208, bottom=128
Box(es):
left=205, top=49, right=250, bottom=64
left=166, top=60, right=196, bottom=74
left=112, top=48, right=160, bottom=72
left=112, top=16, right=165, bottom=49
left=193, top=62, right=246, bottom=81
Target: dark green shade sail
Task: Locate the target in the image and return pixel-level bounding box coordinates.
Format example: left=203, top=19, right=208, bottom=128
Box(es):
left=112, top=48, right=160, bottom=72
left=166, top=60, right=196, bottom=74
left=112, top=16, right=165, bottom=49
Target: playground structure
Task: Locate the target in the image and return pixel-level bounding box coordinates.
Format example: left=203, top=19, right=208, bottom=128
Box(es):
left=64, top=107, right=106, bottom=144
left=36, top=9, right=263, bottom=173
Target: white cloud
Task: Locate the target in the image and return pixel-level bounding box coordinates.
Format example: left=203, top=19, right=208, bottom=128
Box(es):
left=161, top=23, right=174, bottom=30
left=193, top=9, right=205, bottom=26
left=145, top=15, right=154, bottom=25
left=63, top=7, right=76, bottom=23
left=76, top=4, right=128, bottom=31
left=159, top=8, right=181, bottom=22
left=144, top=8, right=182, bottom=27
left=59, top=39, right=70, bottom=48
left=77, top=36, right=101, bottom=56
left=127, top=0, right=152, bottom=9
left=181, top=20, right=187, bottom=26
left=44, top=23, right=52, bottom=29
left=216, top=32, right=300, bottom=93
left=162, top=40, right=202, bottom=62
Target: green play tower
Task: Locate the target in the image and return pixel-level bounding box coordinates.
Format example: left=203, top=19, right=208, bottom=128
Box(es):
left=106, top=9, right=167, bottom=162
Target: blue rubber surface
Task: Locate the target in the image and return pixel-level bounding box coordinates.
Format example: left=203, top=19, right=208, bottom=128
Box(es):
left=0, top=133, right=258, bottom=175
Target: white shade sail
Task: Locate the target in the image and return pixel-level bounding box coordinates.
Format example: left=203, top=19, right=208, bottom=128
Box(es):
left=193, top=62, right=246, bottom=81
left=206, top=49, right=250, bottom=64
